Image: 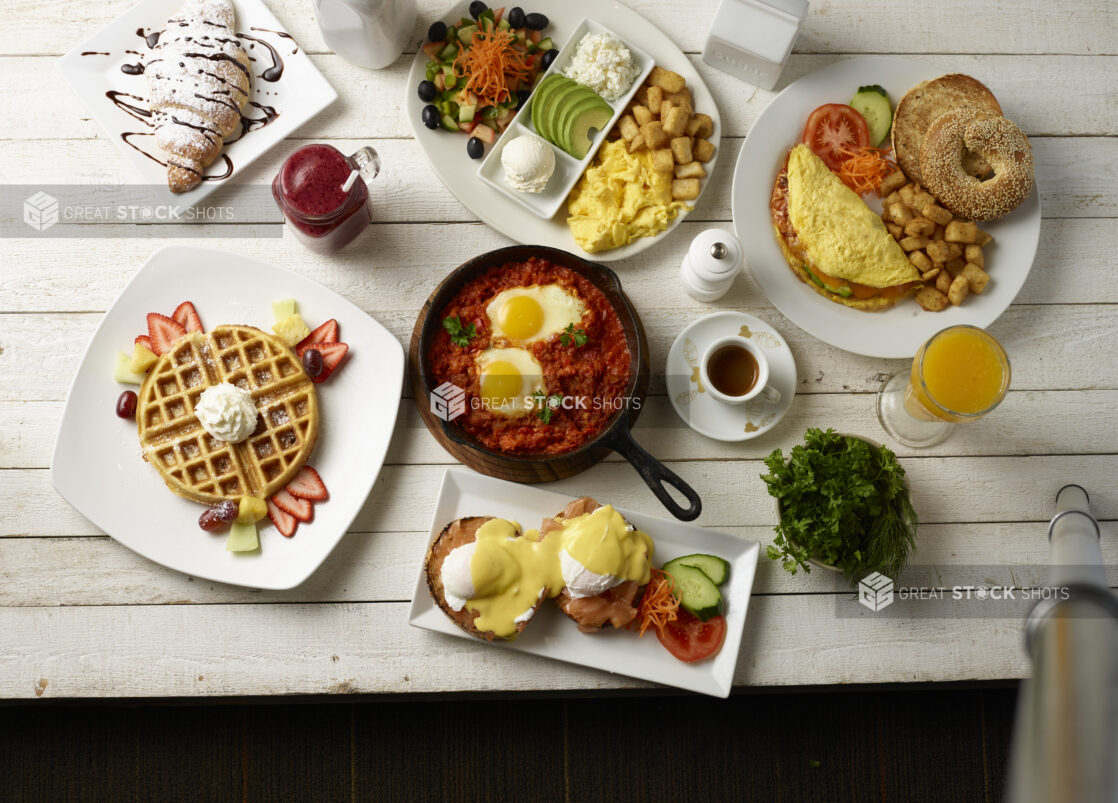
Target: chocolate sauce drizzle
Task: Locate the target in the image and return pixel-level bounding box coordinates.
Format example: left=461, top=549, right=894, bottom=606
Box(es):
left=237, top=32, right=283, bottom=82
left=106, top=91, right=153, bottom=126
left=122, top=131, right=233, bottom=181
left=81, top=51, right=109, bottom=56
left=250, top=27, right=298, bottom=55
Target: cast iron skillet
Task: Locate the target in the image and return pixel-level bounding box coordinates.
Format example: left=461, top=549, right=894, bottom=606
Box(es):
left=409, top=245, right=702, bottom=521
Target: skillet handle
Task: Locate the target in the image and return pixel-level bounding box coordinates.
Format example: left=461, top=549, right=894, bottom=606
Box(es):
left=604, top=428, right=702, bottom=522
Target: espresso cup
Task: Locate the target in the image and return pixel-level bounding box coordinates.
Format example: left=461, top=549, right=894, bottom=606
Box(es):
left=699, top=335, right=781, bottom=406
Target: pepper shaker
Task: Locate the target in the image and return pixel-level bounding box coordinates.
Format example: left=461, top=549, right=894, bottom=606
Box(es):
left=679, top=228, right=743, bottom=302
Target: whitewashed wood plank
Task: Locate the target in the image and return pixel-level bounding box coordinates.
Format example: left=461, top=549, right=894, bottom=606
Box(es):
left=1, top=519, right=1111, bottom=606
left=0, top=217, right=1111, bottom=314
left=2, top=304, right=1114, bottom=403
left=0, top=137, right=1112, bottom=219
left=19, top=54, right=1117, bottom=141
left=4, top=454, right=1118, bottom=537
left=0, top=593, right=1031, bottom=698
left=5, top=390, right=1118, bottom=470
left=3, top=0, right=1111, bottom=57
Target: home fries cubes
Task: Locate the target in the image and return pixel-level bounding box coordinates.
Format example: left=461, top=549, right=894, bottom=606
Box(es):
left=607, top=66, right=716, bottom=202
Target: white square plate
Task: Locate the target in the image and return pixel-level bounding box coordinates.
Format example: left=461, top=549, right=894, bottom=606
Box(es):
left=476, top=18, right=654, bottom=220
left=50, top=246, right=404, bottom=590
left=57, top=0, right=337, bottom=206
left=408, top=469, right=759, bottom=697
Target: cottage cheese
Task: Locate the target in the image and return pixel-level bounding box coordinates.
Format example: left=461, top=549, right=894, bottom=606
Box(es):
left=562, top=32, right=639, bottom=102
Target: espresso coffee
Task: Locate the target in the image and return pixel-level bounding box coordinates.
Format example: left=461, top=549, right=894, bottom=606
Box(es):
left=706, top=344, right=758, bottom=398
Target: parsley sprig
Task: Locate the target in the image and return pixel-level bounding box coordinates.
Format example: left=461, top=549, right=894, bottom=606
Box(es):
left=533, top=391, right=563, bottom=424
left=559, top=323, right=587, bottom=348
left=442, top=315, right=477, bottom=347
left=761, top=428, right=917, bottom=583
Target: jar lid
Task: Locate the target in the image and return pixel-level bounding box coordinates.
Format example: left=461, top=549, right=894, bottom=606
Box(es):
left=687, top=228, right=743, bottom=282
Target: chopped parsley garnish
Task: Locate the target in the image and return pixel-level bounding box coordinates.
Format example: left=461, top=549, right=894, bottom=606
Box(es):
left=559, top=323, right=588, bottom=348
left=533, top=391, right=562, bottom=424
left=761, top=428, right=917, bottom=583
left=442, top=315, right=476, bottom=347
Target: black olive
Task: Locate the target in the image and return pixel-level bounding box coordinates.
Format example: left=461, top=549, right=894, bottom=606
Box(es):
left=507, top=6, right=526, bottom=27
left=525, top=12, right=548, bottom=30
left=466, top=137, right=484, bottom=159
left=468, top=1, right=487, bottom=19
left=540, top=48, right=558, bottom=71
left=516, top=89, right=531, bottom=110
left=421, top=104, right=440, bottom=130
left=417, top=80, right=436, bottom=102
left=427, top=20, right=447, bottom=42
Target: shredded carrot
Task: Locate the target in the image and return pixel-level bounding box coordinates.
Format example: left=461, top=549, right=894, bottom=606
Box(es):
left=452, top=26, right=533, bottom=108
left=836, top=146, right=897, bottom=195
left=630, top=568, right=681, bottom=639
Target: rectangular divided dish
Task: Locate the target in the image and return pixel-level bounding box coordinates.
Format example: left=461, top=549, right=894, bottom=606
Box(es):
left=476, top=18, right=654, bottom=220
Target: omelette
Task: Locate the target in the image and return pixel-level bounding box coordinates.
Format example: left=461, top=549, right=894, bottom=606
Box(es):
left=770, top=144, right=921, bottom=311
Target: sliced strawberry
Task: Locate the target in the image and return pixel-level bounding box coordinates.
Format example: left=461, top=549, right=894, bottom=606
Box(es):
left=301, top=341, right=348, bottom=383
left=146, top=313, right=187, bottom=355
left=272, top=488, right=313, bottom=523
left=286, top=466, right=328, bottom=501
left=134, top=334, right=153, bottom=351
left=267, top=498, right=298, bottom=538
left=296, top=319, right=339, bottom=352
left=172, top=301, right=203, bottom=333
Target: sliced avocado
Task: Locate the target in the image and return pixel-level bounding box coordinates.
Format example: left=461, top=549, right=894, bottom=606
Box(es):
left=539, top=81, right=586, bottom=147
left=530, top=74, right=568, bottom=139
left=553, top=86, right=599, bottom=152
left=803, top=263, right=852, bottom=298
left=563, top=99, right=613, bottom=159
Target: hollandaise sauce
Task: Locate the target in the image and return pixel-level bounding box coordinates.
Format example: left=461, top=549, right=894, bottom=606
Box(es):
left=458, top=506, right=653, bottom=639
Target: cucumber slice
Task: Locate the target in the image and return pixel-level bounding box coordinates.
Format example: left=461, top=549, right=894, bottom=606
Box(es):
left=669, top=554, right=731, bottom=586
left=663, top=560, right=722, bottom=621
left=849, top=85, right=892, bottom=147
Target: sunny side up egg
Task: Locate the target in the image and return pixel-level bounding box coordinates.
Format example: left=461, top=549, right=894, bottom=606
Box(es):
left=474, top=347, right=546, bottom=418
left=485, top=284, right=588, bottom=345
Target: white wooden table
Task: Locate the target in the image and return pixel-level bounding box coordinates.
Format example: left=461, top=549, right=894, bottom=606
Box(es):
left=1, top=0, right=1115, bottom=699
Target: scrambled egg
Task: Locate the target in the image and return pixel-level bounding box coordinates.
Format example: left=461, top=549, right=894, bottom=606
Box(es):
left=786, top=144, right=920, bottom=289
left=566, top=141, right=690, bottom=253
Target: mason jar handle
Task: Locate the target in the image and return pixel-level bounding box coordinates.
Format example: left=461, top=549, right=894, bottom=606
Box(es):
left=350, top=146, right=381, bottom=185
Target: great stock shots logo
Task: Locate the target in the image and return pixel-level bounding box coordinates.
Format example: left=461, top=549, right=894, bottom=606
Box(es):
left=858, top=572, right=894, bottom=612
left=430, top=382, right=467, bottom=422
left=24, top=191, right=59, bottom=232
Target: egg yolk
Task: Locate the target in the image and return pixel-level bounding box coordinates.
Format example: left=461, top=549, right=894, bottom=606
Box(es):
left=480, top=360, right=524, bottom=407
left=497, top=296, right=544, bottom=341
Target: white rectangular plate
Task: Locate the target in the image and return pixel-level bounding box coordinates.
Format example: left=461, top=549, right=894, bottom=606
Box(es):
left=57, top=0, right=337, bottom=206
left=476, top=18, right=653, bottom=220
left=408, top=469, right=759, bottom=697
left=50, top=246, right=404, bottom=590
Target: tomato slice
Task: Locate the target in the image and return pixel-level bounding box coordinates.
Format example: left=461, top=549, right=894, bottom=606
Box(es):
left=801, top=104, right=871, bottom=171
left=656, top=611, right=727, bottom=663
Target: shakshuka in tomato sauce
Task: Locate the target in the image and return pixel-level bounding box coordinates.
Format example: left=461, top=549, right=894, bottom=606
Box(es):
left=428, top=258, right=633, bottom=455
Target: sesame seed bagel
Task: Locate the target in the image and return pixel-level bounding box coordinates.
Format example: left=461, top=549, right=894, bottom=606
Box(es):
left=919, top=109, right=1034, bottom=222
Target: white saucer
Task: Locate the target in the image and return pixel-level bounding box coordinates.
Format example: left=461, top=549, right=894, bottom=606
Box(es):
left=666, top=312, right=797, bottom=442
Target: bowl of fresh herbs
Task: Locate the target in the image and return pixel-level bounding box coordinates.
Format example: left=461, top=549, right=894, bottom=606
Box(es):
left=761, top=428, right=917, bottom=582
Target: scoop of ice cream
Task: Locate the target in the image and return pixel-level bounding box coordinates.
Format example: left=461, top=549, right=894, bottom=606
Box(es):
left=501, top=135, right=556, bottom=193
left=560, top=548, right=624, bottom=599
left=440, top=542, right=477, bottom=611
left=194, top=382, right=258, bottom=443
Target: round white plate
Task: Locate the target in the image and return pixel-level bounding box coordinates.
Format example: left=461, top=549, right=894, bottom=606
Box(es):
left=730, top=56, right=1041, bottom=358
left=666, top=311, right=797, bottom=442
left=50, top=246, right=404, bottom=590
left=405, top=0, right=721, bottom=262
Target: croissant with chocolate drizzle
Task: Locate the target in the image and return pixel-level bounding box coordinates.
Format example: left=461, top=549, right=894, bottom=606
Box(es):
left=146, top=0, right=251, bottom=193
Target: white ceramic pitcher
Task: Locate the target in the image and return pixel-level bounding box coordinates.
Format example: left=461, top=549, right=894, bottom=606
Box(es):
left=313, top=0, right=417, bottom=70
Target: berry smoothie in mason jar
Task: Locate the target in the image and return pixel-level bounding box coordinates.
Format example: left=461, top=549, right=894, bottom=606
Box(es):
left=272, top=144, right=380, bottom=255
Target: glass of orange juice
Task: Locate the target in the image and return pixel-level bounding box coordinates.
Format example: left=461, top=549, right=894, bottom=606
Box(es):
left=876, top=325, right=1011, bottom=447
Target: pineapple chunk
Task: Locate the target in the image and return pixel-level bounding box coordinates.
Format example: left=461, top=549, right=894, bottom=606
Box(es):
left=128, top=343, right=158, bottom=374
left=113, top=351, right=146, bottom=385
left=271, top=298, right=297, bottom=322
left=226, top=519, right=260, bottom=552
left=273, top=313, right=310, bottom=346
left=237, top=495, right=268, bottom=524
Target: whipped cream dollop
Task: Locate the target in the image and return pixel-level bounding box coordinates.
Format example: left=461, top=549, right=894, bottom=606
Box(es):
left=195, top=382, right=258, bottom=443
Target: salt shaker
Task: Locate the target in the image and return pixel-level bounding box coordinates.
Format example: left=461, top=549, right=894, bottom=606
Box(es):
left=700, top=0, right=809, bottom=90
left=679, top=229, right=743, bottom=302
left=313, top=0, right=416, bottom=70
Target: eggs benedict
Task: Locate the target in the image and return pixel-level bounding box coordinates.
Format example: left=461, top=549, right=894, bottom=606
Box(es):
left=771, top=144, right=922, bottom=310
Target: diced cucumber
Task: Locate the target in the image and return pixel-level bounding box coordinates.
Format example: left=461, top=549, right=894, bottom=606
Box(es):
left=439, top=113, right=459, bottom=132
left=438, top=42, right=459, bottom=61
left=849, top=85, right=893, bottom=147
left=457, top=24, right=477, bottom=45
left=425, top=62, right=438, bottom=82
left=481, top=105, right=499, bottom=119
left=497, top=18, right=510, bottom=31
left=662, top=560, right=722, bottom=620
left=458, top=104, right=477, bottom=123
left=668, top=554, right=731, bottom=586
left=226, top=519, right=259, bottom=553
left=537, top=37, right=554, bottom=51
